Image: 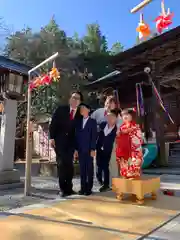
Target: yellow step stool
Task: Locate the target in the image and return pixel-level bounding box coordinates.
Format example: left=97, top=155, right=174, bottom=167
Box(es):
left=112, top=175, right=160, bottom=204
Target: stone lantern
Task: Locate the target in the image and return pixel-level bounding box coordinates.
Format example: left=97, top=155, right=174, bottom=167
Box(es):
left=0, top=72, right=24, bottom=188
left=0, top=72, right=24, bottom=100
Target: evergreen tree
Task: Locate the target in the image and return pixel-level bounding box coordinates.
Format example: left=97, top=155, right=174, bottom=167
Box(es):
left=4, top=17, right=123, bottom=115
left=110, top=42, right=123, bottom=55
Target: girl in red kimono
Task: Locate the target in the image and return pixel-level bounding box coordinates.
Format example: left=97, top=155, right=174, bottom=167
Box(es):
left=116, top=108, right=143, bottom=179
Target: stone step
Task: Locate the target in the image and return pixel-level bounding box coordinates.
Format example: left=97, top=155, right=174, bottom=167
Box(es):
left=168, top=164, right=180, bottom=168
left=170, top=146, right=180, bottom=150
left=169, top=160, right=180, bottom=164
left=168, top=156, right=180, bottom=167
left=143, top=168, right=180, bottom=175
left=168, top=156, right=180, bottom=161
left=14, top=162, right=80, bottom=177
left=170, top=149, right=180, bottom=154
left=169, top=151, right=180, bottom=157
left=169, top=143, right=180, bottom=149
left=170, top=153, right=180, bottom=157
left=160, top=174, right=180, bottom=182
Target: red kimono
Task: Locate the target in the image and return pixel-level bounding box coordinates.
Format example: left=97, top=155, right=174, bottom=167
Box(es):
left=116, top=121, right=143, bottom=179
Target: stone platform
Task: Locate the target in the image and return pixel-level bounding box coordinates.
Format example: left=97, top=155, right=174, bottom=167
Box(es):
left=112, top=175, right=160, bottom=204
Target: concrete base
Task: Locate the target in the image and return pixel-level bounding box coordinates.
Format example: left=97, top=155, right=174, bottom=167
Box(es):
left=0, top=169, right=23, bottom=190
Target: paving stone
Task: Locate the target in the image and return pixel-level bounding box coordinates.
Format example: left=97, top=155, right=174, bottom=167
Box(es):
left=0, top=176, right=100, bottom=211
left=1, top=175, right=180, bottom=240
left=144, top=215, right=180, bottom=240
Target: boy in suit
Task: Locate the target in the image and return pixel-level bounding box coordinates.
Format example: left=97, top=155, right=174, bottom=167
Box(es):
left=74, top=103, right=97, bottom=196
left=96, top=109, right=118, bottom=192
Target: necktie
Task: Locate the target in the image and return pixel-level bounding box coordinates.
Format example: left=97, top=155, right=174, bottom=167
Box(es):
left=104, top=110, right=107, bottom=116
left=70, top=109, right=74, bottom=120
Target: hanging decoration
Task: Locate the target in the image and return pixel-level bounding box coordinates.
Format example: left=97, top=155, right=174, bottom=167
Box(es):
left=113, top=89, right=120, bottom=108
left=136, top=13, right=151, bottom=40
left=136, top=83, right=145, bottom=117
left=49, top=66, right=60, bottom=82
left=149, top=78, right=174, bottom=124
left=136, top=84, right=140, bottom=116
left=29, top=62, right=60, bottom=90
left=139, top=83, right=145, bottom=116
left=154, top=0, right=173, bottom=34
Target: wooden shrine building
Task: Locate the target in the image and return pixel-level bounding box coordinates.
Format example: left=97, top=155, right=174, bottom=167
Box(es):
left=85, top=26, right=180, bottom=167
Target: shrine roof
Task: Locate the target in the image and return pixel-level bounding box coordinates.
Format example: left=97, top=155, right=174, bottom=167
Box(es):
left=84, top=27, right=180, bottom=90
left=112, top=26, right=180, bottom=70
left=0, top=56, right=38, bottom=76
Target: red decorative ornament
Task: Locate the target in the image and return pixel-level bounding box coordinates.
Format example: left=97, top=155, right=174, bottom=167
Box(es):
left=155, top=14, right=173, bottom=34
left=136, top=13, right=151, bottom=40
left=29, top=77, right=41, bottom=90
left=41, top=75, right=52, bottom=85
left=29, top=82, right=34, bottom=90
left=155, top=0, right=174, bottom=34
left=29, top=66, right=60, bottom=91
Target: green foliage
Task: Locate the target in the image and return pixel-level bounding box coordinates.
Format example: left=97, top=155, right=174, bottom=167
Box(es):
left=83, top=23, right=108, bottom=53
left=110, top=42, right=123, bottom=55
left=4, top=17, right=123, bottom=116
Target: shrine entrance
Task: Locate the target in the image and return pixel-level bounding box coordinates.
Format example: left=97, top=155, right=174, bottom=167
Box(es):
left=85, top=26, right=180, bottom=167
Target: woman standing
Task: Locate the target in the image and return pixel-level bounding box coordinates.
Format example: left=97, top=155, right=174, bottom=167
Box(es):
left=91, top=96, right=117, bottom=129
left=109, top=109, right=122, bottom=184
left=116, top=109, right=143, bottom=179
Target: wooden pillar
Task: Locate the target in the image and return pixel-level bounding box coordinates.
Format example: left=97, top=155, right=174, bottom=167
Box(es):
left=150, top=63, right=167, bottom=166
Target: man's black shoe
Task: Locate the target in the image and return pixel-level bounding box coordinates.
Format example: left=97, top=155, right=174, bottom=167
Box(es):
left=64, top=190, right=76, bottom=196
left=60, top=192, right=68, bottom=198
left=85, top=191, right=92, bottom=196
left=69, top=190, right=76, bottom=195
left=97, top=178, right=103, bottom=186
left=99, top=185, right=111, bottom=192
left=78, top=190, right=85, bottom=195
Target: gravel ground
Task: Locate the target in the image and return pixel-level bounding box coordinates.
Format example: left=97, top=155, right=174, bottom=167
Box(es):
left=1, top=174, right=180, bottom=212
left=0, top=176, right=100, bottom=211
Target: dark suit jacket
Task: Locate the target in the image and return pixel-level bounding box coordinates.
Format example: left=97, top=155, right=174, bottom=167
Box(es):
left=96, top=122, right=117, bottom=160
left=49, top=105, right=81, bottom=153
left=75, top=117, right=97, bottom=154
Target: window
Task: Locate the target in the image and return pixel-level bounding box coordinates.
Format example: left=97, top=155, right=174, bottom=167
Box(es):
left=8, top=73, right=23, bottom=94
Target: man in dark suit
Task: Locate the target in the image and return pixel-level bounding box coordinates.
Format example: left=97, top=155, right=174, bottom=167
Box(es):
left=74, top=103, right=97, bottom=196
left=49, top=91, right=83, bottom=197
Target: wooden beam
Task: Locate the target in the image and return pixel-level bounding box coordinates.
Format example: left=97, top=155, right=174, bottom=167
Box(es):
left=131, top=0, right=154, bottom=13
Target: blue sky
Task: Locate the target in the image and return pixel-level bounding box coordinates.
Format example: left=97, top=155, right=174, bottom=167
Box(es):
left=0, top=0, right=179, bottom=50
